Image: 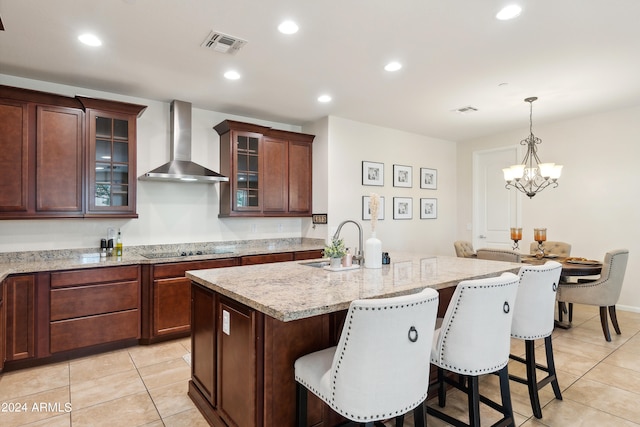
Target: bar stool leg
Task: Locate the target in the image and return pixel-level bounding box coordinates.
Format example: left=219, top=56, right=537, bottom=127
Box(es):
left=544, top=335, right=563, bottom=400
left=524, top=340, right=542, bottom=418
left=498, top=365, right=514, bottom=425
left=468, top=376, right=481, bottom=427
left=296, top=383, right=307, bottom=427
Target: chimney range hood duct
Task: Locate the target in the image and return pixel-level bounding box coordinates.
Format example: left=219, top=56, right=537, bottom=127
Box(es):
left=139, top=100, right=229, bottom=183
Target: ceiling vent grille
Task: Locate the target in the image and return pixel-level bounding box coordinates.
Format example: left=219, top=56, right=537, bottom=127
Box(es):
left=201, top=31, right=247, bottom=54
left=455, top=106, right=479, bottom=114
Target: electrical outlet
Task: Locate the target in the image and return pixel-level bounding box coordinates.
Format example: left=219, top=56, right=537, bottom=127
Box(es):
left=250, top=224, right=257, bottom=233
left=277, top=223, right=283, bottom=232
left=222, top=310, right=230, bottom=335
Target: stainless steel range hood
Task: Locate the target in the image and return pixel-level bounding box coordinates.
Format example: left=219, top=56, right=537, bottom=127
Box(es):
left=139, top=100, right=229, bottom=183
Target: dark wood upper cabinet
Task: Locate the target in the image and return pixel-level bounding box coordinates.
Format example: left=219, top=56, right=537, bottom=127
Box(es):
left=0, top=85, right=146, bottom=219
left=215, top=120, right=314, bottom=217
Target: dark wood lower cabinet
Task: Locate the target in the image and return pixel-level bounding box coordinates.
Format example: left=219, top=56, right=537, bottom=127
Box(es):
left=5, top=275, right=36, bottom=361
left=49, top=266, right=141, bottom=354
left=189, top=282, right=339, bottom=427
left=0, top=284, right=5, bottom=372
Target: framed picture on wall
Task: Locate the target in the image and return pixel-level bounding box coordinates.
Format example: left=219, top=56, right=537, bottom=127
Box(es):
left=420, top=168, right=437, bottom=189
left=362, top=196, right=385, bottom=221
left=393, top=164, right=412, bottom=188
left=362, top=161, right=384, bottom=186
left=393, top=197, right=412, bottom=219
left=420, top=198, right=437, bottom=219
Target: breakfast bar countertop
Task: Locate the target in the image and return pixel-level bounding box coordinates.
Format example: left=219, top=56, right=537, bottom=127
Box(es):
left=186, top=254, right=522, bottom=322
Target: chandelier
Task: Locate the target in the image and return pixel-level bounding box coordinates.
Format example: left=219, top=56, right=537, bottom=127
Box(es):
left=502, top=97, right=562, bottom=198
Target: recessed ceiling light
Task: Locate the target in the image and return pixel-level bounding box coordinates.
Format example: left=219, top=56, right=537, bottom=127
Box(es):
left=317, top=95, right=332, bottom=103
left=384, top=61, right=402, bottom=72
left=224, top=70, right=241, bottom=80
left=278, top=20, right=299, bottom=35
left=496, top=5, right=522, bottom=20
left=78, top=33, right=102, bottom=46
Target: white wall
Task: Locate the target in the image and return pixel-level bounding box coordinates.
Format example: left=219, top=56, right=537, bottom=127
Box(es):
left=457, top=105, right=640, bottom=311
left=318, top=116, right=458, bottom=256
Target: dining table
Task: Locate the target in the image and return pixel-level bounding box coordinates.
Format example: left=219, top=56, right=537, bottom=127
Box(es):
left=521, top=254, right=603, bottom=328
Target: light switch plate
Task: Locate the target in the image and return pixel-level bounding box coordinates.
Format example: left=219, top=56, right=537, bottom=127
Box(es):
left=222, top=310, right=230, bottom=335
left=312, top=213, right=328, bottom=224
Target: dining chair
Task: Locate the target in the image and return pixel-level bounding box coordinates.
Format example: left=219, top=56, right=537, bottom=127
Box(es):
left=528, top=241, right=572, bottom=257
left=294, top=287, right=439, bottom=427
left=557, top=249, right=629, bottom=341
left=428, top=272, right=520, bottom=427
left=510, top=261, right=563, bottom=419
left=454, top=240, right=476, bottom=258
left=476, top=248, right=521, bottom=263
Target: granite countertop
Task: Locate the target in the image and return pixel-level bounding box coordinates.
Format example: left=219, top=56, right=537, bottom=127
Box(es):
left=186, top=254, right=522, bottom=322
left=0, top=238, right=325, bottom=283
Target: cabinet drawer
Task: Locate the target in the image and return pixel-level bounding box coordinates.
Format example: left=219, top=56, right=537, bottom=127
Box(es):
left=240, top=253, right=293, bottom=265
left=152, top=258, right=238, bottom=279
left=50, top=309, right=139, bottom=354
left=51, top=280, right=139, bottom=321
left=51, top=265, right=139, bottom=288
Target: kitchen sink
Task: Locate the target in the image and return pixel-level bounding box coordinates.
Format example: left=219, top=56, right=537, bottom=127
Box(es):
left=299, top=260, right=331, bottom=268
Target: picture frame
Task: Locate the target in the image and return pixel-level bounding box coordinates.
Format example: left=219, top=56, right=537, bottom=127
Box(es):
left=420, top=257, right=438, bottom=279
left=420, top=167, right=437, bottom=189
left=393, top=197, right=412, bottom=219
left=362, top=196, right=385, bottom=221
left=362, top=161, right=384, bottom=186
left=393, top=164, right=412, bottom=188
left=420, top=198, right=437, bottom=219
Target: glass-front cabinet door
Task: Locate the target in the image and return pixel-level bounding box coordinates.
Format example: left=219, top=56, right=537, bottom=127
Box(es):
left=86, top=109, right=138, bottom=217
left=233, top=131, right=261, bottom=211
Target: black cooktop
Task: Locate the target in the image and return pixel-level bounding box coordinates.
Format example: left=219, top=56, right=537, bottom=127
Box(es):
left=141, top=249, right=234, bottom=259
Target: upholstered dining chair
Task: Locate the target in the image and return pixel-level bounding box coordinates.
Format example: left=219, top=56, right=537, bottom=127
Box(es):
left=510, top=261, right=563, bottom=419
left=454, top=240, right=476, bottom=258
left=476, top=248, right=521, bottom=263
left=557, top=249, right=629, bottom=342
left=529, top=241, right=572, bottom=257
left=428, top=272, right=520, bottom=427
left=294, top=287, right=439, bottom=427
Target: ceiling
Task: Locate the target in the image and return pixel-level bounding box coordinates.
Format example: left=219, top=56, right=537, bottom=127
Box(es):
left=1, top=0, right=640, bottom=141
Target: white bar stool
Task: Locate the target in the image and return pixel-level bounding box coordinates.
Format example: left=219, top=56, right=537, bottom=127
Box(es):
left=428, top=273, right=520, bottom=427
left=509, top=261, right=563, bottom=419
left=294, top=287, right=439, bottom=427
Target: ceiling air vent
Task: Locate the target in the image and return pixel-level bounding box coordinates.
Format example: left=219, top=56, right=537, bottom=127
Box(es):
left=201, top=31, right=247, bottom=54
left=455, top=106, right=479, bottom=114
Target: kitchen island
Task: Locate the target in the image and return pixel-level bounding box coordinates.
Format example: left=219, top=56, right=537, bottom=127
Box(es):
left=186, top=254, right=521, bottom=427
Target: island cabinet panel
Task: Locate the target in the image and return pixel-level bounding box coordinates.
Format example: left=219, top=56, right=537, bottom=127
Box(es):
left=191, top=283, right=217, bottom=406
left=217, top=296, right=262, bottom=427
left=141, top=258, right=239, bottom=343
left=49, top=266, right=141, bottom=354
left=189, top=283, right=341, bottom=427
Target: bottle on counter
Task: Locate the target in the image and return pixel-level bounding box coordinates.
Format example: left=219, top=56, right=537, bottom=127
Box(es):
left=115, top=230, right=123, bottom=257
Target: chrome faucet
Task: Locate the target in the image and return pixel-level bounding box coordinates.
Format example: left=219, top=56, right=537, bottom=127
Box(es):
left=333, top=220, right=364, bottom=265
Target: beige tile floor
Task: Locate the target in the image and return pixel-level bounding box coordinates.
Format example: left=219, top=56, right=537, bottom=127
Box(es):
left=0, top=304, right=638, bottom=427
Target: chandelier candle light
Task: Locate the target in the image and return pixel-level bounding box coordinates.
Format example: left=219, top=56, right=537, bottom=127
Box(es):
left=510, top=227, right=522, bottom=251
left=503, top=97, right=563, bottom=198
left=534, top=228, right=547, bottom=259
left=365, top=193, right=382, bottom=269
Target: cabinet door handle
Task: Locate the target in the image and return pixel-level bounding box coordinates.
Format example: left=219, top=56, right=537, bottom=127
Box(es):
left=479, top=235, right=487, bottom=239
